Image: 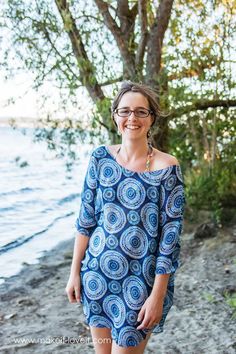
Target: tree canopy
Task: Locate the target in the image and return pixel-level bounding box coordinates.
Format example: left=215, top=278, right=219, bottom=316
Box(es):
left=1, top=0, right=236, bottom=223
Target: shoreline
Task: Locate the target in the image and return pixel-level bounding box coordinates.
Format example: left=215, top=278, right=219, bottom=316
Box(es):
left=0, top=222, right=236, bottom=353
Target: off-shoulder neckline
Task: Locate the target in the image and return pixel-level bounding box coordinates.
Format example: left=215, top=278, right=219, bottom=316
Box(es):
left=103, top=145, right=179, bottom=175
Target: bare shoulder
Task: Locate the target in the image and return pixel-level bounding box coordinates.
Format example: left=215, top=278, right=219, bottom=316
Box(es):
left=106, top=145, right=180, bottom=169
left=152, top=148, right=180, bottom=169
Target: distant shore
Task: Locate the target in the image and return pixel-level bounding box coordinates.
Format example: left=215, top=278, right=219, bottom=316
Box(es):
left=0, top=222, right=235, bottom=353
left=0, top=117, right=43, bottom=129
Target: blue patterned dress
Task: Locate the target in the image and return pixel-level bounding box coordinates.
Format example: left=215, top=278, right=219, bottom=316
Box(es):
left=75, top=145, right=185, bottom=347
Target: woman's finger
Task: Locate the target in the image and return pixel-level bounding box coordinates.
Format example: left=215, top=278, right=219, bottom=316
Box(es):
left=74, top=286, right=81, bottom=302
left=67, top=287, right=76, bottom=303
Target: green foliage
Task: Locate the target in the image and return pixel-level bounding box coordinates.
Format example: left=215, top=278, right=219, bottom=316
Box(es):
left=202, top=292, right=217, bottom=304
left=184, top=158, right=236, bottom=225
left=1, top=0, right=236, bottom=223
left=32, top=116, right=88, bottom=171
left=223, top=290, right=236, bottom=319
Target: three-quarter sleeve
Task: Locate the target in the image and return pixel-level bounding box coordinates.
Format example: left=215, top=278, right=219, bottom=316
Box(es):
left=75, top=151, right=98, bottom=237
left=155, top=165, right=186, bottom=275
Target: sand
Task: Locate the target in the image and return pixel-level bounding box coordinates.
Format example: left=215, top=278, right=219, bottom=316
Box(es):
left=0, top=222, right=235, bottom=354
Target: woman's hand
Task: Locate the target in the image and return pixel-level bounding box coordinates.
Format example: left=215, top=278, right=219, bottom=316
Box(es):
left=65, top=274, right=81, bottom=303
left=136, top=294, right=164, bottom=330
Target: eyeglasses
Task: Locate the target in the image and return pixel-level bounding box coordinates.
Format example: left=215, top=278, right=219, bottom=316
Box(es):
left=114, top=107, right=153, bottom=118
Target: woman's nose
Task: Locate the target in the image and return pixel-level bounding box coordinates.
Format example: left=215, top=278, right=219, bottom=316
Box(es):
left=128, top=111, right=138, bottom=120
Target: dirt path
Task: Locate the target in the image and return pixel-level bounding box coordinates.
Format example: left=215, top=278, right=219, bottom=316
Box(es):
left=0, top=223, right=235, bottom=353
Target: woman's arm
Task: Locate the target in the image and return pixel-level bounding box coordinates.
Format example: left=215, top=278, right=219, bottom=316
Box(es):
left=66, top=150, right=98, bottom=303
left=65, top=233, right=89, bottom=303
left=150, top=273, right=171, bottom=299
left=69, top=233, right=90, bottom=276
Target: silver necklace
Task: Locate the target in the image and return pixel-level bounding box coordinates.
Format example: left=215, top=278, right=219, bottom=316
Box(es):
left=114, top=144, right=154, bottom=172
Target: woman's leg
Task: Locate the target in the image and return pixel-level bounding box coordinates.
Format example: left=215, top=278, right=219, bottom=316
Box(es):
left=90, top=326, right=113, bottom=354
left=111, top=331, right=152, bottom=354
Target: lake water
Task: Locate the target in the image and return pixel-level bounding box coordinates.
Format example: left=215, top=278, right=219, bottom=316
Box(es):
left=0, top=126, right=92, bottom=283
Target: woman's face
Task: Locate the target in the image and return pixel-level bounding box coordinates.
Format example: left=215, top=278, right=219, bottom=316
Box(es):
left=114, top=91, right=154, bottom=141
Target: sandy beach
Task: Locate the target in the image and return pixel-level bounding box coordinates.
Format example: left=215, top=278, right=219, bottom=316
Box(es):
left=0, top=221, right=235, bottom=353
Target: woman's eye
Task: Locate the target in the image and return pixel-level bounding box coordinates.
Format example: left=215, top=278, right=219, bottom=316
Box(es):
left=137, top=109, right=146, bottom=114
left=120, top=109, right=130, bottom=114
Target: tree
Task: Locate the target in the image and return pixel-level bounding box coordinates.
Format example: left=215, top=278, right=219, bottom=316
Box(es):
left=1, top=0, right=236, bottom=222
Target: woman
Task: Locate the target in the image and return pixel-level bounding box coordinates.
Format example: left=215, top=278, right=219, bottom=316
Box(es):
left=65, top=81, right=185, bottom=354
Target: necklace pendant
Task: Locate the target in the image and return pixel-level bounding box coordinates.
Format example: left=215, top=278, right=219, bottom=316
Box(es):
left=115, top=144, right=153, bottom=172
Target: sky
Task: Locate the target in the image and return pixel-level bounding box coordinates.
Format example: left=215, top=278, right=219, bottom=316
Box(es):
left=0, top=69, right=93, bottom=126
left=0, top=74, right=41, bottom=119
left=0, top=71, right=94, bottom=123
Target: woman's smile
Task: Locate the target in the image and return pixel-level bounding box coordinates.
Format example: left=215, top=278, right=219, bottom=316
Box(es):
left=125, top=124, right=141, bottom=130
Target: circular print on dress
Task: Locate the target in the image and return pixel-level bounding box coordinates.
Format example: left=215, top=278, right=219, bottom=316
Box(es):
left=95, top=188, right=103, bottom=214
left=82, top=295, right=90, bottom=319
left=103, top=294, right=126, bottom=328
left=166, top=185, right=184, bottom=218
left=126, top=310, right=138, bottom=326
left=81, top=294, right=90, bottom=318
left=86, top=155, right=97, bottom=189
left=90, top=301, right=102, bottom=314
left=98, top=158, right=122, bottom=187
left=147, top=186, right=159, bottom=202
left=120, top=226, right=148, bottom=259
left=108, top=280, right=122, bottom=294
left=118, top=326, right=144, bottom=347
left=142, top=255, right=156, bottom=287
left=122, top=168, right=135, bottom=177
left=159, top=221, right=180, bottom=255
left=93, top=146, right=107, bottom=158
left=81, top=252, right=90, bottom=271
left=176, top=165, right=183, bottom=183
left=88, top=257, right=99, bottom=270
left=149, top=238, right=157, bottom=253
left=83, top=189, right=93, bottom=203
left=159, top=183, right=166, bottom=210
left=141, top=202, right=158, bottom=237
left=89, top=227, right=106, bottom=257
left=164, top=174, right=177, bottom=191
left=103, top=203, right=126, bottom=233
left=103, top=187, right=116, bottom=202
left=89, top=315, right=113, bottom=328
left=111, top=327, right=118, bottom=342
left=160, top=166, right=175, bottom=180
left=127, top=210, right=140, bottom=225
left=100, top=250, right=129, bottom=280
left=159, top=210, right=167, bottom=227
left=83, top=271, right=107, bottom=300
left=129, top=260, right=142, bottom=275
left=168, top=273, right=175, bottom=287
left=138, top=168, right=170, bottom=186
left=155, top=256, right=172, bottom=274
left=106, top=234, right=119, bottom=249
left=122, top=275, right=148, bottom=310
left=78, top=202, right=96, bottom=229
left=117, top=178, right=146, bottom=209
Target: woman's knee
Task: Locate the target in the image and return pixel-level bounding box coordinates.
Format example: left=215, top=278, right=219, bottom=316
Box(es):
left=90, top=326, right=112, bottom=354
left=111, top=331, right=152, bottom=354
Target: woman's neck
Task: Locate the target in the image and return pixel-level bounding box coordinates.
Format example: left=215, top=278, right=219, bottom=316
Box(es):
left=117, top=140, right=150, bottom=163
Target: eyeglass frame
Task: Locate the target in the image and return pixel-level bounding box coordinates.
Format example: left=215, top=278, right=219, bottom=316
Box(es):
left=113, top=107, right=154, bottom=118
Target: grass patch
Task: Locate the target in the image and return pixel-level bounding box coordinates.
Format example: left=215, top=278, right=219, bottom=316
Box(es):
left=223, top=291, right=236, bottom=319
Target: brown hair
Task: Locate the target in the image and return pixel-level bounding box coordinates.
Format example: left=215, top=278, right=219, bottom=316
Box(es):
left=111, top=81, right=160, bottom=131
